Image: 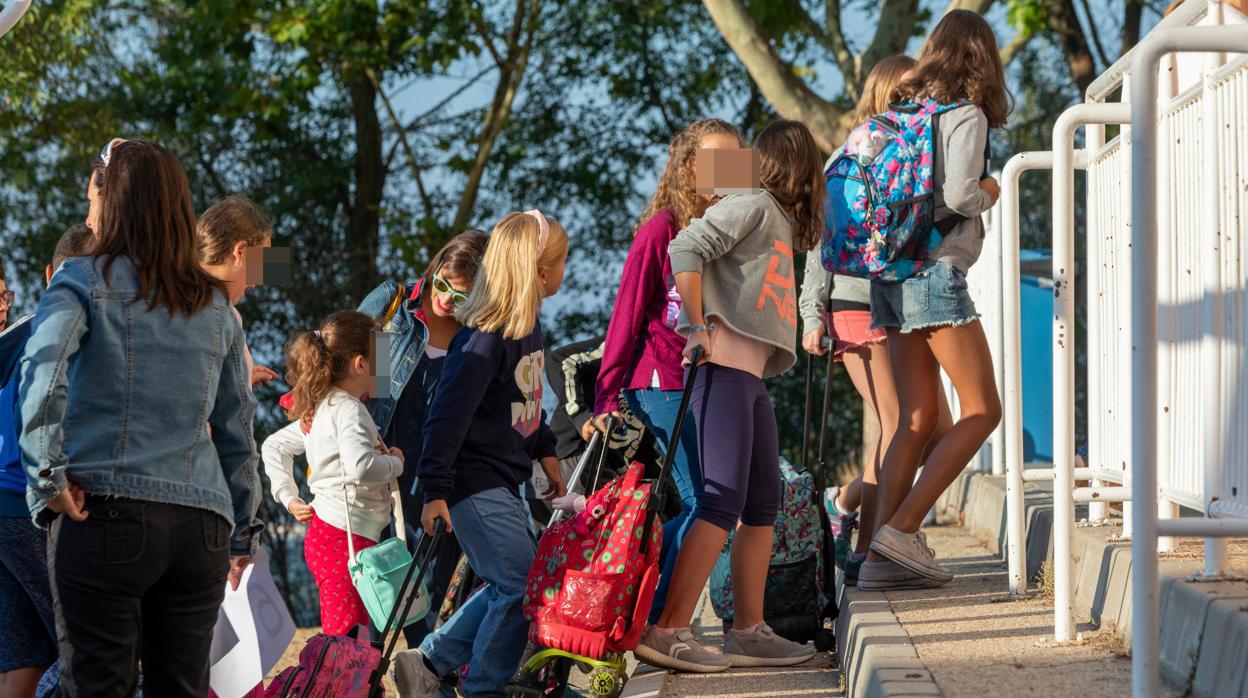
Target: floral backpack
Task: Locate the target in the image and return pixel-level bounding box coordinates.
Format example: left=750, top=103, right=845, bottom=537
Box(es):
left=523, top=461, right=662, bottom=660
left=822, top=99, right=972, bottom=282
left=709, top=456, right=829, bottom=639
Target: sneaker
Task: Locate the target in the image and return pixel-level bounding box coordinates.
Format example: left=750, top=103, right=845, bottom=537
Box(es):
left=393, top=649, right=443, bottom=698
left=844, top=552, right=866, bottom=586
left=823, top=486, right=859, bottom=570
left=870, top=525, right=953, bottom=583
left=857, top=557, right=948, bottom=590
left=632, top=626, right=730, bottom=673
left=723, top=623, right=818, bottom=667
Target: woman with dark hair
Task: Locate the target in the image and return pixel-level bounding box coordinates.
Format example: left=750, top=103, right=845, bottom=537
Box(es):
left=18, top=139, right=262, bottom=697
left=354, top=229, right=489, bottom=646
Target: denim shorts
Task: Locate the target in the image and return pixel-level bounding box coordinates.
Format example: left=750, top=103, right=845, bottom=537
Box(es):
left=0, top=516, right=57, bottom=672
left=869, top=260, right=979, bottom=333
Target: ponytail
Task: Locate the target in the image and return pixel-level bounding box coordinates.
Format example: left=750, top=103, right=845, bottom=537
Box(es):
left=283, top=310, right=375, bottom=425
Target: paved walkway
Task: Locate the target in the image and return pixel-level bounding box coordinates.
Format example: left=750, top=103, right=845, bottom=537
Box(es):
left=630, top=590, right=842, bottom=697
left=871, top=524, right=1182, bottom=698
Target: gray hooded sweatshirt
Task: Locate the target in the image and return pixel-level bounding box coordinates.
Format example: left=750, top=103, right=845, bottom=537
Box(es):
left=668, top=191, right=799, bottom=379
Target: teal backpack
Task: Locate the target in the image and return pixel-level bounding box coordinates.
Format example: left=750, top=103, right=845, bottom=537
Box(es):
left=343, top=481, right=430, bottom=632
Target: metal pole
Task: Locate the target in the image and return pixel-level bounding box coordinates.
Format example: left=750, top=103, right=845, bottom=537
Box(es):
left=1052, top=103, right=1131, bottom=643
left=0, top=0, right=33, bottom=39
left=1001, top=151, right=1055, bottom=597
left=1128, top=24, right=1248, bottom=698
left=1085, top=123, right=1108, bottom=524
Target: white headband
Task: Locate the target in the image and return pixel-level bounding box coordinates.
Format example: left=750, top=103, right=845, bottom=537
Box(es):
left=524, top=209, right=549, bottom=254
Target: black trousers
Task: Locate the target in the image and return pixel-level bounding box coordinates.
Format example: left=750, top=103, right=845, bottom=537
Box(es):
left=48, top=497, right=230, bottom=698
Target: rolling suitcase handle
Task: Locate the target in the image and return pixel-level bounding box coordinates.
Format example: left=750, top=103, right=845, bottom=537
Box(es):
left=368, top=519, right=446, bottom=698
left=640, top=345, right=704, bottom=555
left=549, top=429, right=606, bottom=526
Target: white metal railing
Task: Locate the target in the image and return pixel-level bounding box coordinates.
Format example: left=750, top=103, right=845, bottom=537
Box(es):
left=0, top=0, right=31, bottom=39
left=996, top=1, right=1248, bottom=682
left=1128, top=21, right=1248, bottom=698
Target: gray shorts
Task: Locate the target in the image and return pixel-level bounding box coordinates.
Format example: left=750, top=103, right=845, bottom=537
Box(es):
left=870, top=261, right=979, bottom=333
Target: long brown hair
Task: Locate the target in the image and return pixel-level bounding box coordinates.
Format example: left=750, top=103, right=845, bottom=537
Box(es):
left=891, top=10, right=1011, bottom=128
left=423, top=229, right=489, bottom=285
left=853, top=55, right=918, bottom=124
left=284, top=310, right=376, bottom=426
left=756, top=120, right=825, bottom=252
left=198, top=195, right=273, bottom=265
left=91, top=140, right=225, bottom=316
left=638, top=118, right=743, bottom=234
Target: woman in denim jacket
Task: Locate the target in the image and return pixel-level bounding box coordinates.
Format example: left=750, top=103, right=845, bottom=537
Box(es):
left=18, top=140, right=262, bottom=697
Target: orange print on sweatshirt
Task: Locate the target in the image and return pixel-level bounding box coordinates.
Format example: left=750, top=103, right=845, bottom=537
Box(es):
left=756, top=240, right=797, bottom=326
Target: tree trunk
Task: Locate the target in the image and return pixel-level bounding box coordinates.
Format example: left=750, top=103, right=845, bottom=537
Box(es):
left=1046, top=0, right=1098, bottom=95
left=1122, top=0, right=1144, bottom=55
left=346, top=72, right=384, bottom=304
left=702, top=0, right=852, bottom=153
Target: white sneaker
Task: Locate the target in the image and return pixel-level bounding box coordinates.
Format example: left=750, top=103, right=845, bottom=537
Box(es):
left=393, top=649, right=442, bottom=698
left=869, top=525, right=953, bottom=582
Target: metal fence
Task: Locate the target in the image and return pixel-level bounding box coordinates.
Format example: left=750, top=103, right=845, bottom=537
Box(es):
left=996, top=2, right=1248, bottom=694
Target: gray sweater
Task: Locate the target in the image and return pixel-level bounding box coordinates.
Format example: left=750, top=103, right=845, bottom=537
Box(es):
left=931, top=104, right=994, bottom=273
left=668, top=191, right=799, bottom=379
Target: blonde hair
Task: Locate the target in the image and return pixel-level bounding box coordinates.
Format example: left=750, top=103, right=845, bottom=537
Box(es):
left=456, top=211, right=569, bottom=339
left=853, top=55, right=918, bottom=124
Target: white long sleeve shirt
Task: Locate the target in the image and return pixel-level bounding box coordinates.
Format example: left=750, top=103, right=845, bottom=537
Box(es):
left=262, top=388, right=403, bottom=541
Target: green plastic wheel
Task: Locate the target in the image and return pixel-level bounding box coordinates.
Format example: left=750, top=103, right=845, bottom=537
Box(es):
left=587, top=666, right=626, bottom=698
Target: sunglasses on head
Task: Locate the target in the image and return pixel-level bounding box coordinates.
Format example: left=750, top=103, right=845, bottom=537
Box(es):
left=99, top=138, right=127, bottom=167
left=432, top=272, right=468, bottom=307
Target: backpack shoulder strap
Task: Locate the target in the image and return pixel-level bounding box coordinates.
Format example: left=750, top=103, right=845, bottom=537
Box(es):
left=380, top=282, right=407, bottom=329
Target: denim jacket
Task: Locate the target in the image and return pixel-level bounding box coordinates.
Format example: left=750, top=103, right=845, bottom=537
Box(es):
left=357, top=278, right=429, bottom=436
left=19, top=256, right=263, bottom=556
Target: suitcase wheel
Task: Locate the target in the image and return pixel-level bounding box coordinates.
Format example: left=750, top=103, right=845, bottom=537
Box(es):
left=587, top=666, right=626, bottom=698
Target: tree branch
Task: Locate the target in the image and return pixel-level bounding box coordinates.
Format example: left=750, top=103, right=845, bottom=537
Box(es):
left=400, top=65, right=493, bottom=132
left=945, top=0, right=998, bottom=15
left=1045, top=0, right=1097, bottom=93
left=701, top=0, right=850, bottom=153
left=1075, top=0, right=1112, bottom=69
left=367, top=68, right=436, bottom=226
left=999, top=29, right=1033, bottom=66
left=468, top=5, right=506, bottom=68
left=784, top=0, right=856, bottom=94
left=860, top=0, right=922, bottom=88
left=1121, top=0, right=1144, bottom=55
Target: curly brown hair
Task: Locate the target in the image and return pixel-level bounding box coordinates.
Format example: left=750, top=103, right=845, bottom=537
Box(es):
left=756, top=120, right=825, bottom=253
left=637, top=118, right=743, bottom=234
left=891, top=10, right=1012, bottom=128
left=284, top=310, right=376, bottom=427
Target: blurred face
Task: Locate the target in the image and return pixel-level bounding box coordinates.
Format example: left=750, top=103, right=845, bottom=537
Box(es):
left=692, top=132, right=742, bottom=202
left=429, top=267, right=470, bottom=318
left=539, top=252, right=567, bottom=298
left=0, top=279, right=9, bottom=331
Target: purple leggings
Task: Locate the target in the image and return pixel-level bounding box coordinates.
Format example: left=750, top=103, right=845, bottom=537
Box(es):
left=690, top=364, right=781, bottom=532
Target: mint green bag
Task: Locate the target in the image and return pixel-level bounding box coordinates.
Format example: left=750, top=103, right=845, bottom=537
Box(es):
left=344, top=481, right=430, bottom=632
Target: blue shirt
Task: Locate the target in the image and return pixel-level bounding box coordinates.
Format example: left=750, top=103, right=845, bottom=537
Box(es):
left=418, top=322, right=557, bottom=505
left=0, top=316, right=33, bottom=517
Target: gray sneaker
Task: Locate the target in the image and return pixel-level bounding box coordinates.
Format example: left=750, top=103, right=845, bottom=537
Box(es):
left=870, top=525, right=953, bottom=582
left=392, top=649, right=442, bottom=698
left=723, top=623, right=817, bottom=667
left=857, top=557, right=948, bottom=590
left=632, top=626, right=730, bottom=673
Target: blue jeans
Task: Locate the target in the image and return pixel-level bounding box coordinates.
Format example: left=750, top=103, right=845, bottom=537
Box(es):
left=624, top=387, right=703, bottom=624
left=419, top=488, right=535, bottom=698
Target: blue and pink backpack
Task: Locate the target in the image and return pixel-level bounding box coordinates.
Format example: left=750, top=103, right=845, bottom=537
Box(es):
left=822, top=99, right=972, bottom=282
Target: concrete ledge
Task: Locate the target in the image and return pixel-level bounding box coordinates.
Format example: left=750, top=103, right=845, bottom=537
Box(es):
left=835, top=584, right=942, bottom=697
left=947, top=470, right=1248, bottom=698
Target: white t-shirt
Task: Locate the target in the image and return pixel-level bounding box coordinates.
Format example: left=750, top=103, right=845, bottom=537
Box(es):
left=1159, top=5, right=1247, bottom=101
left=261, top=388, right=404, bottom=541
left=425, top=345, right=447, bottom=359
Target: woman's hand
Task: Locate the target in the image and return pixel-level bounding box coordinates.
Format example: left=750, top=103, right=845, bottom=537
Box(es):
left=979, top=176, right=1001, bottom=204
left=802, top=327, right=827, bottom=356
left=250, top=364, right=278, bottom=388
left=286, top=498, right=314, bottom=523
left=590, top=412, right=621, bottom=438
left=683, top=331, right=711, bottom=365
left=46, top=481, right=88, bottom=522
left=228, top=556, right=251, bottom=591
left=421, top=499, right=452, bottom=535
left=539, top=456, right=567, bottom=500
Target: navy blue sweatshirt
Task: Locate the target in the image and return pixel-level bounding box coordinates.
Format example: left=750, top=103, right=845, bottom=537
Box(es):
left=418, top=321, right=557, bottom=505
